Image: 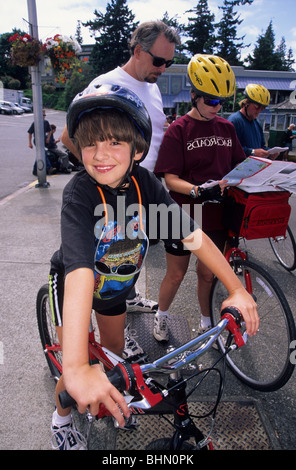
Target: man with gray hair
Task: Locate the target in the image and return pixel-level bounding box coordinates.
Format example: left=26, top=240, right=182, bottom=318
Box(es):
left=62, top=20, right=180, bottom=173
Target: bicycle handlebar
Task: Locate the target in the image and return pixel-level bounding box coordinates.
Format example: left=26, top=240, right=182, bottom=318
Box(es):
left=59, top=306, right=245, bottom=410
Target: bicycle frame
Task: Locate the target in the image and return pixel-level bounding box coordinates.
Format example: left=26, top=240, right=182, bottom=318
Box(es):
left=51, top=309, right=245, bottom=422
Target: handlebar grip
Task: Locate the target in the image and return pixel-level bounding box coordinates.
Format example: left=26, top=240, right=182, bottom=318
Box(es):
left=106, top=364, right=130, bottom=392
left=59, top=390, right=76, bottom=409
left=58, top=363, right=135, bottom=409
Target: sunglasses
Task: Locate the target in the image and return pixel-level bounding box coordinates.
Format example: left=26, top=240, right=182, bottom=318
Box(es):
left=95, top=260, right=141, bottom=277
left=203, top=97, right=226, bottom=107
left=146, top=50, right=174, bottom=68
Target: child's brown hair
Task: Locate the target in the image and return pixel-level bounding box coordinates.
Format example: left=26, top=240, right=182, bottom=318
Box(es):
left=74, top=108, right=148, bottom=158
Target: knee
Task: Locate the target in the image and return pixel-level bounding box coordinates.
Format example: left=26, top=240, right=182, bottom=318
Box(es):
left=166, top=269, right=186, bottom=287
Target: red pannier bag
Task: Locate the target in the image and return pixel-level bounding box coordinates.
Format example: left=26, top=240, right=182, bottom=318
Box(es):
left=223, top=187, right=291, bottom=240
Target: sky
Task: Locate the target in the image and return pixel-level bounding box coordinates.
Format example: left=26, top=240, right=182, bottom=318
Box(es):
left=2, top=0, right=296, bottom=63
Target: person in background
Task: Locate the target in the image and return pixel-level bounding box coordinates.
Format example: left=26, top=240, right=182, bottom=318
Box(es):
left=153, top=54, right=247, bottom=342
left=46, top=124, right=71, bottom=173
left=163, top=114, right=174, bottom=131
left=28, top=109, right=55, bottom=175
left=283, top=123, right=296, bottom=160
left=228, top=84, right=279, bottom=160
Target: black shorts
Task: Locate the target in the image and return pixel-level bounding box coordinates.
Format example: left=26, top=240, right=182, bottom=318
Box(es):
left=165, top=229, right=228, bottom=256
left=49, top=270, right=126, bottom=327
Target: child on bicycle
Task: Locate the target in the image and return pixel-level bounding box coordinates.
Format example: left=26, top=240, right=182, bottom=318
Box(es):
left=49, top=83, right=259, bottom=450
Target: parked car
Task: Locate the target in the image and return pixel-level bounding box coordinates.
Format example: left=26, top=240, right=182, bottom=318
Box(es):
left=0, top=102, right=13, bottom=115
left=2, top=101, right=25, bottom=115
left=13, top=103, right=25, bottom=114
left=18, top=103, right=32, bottom=113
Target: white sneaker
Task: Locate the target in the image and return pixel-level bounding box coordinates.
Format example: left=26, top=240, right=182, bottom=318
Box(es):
left=153, top=314, right=169, bottom=342
left=126, top=293, right=158, bottom=313
left=51, top=416, right=87, bottom=450
left=122, top=325, right=148, bottom=363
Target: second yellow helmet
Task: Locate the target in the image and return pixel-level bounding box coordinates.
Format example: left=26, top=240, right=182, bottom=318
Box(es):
left=244, top=84, right=270, bottom=106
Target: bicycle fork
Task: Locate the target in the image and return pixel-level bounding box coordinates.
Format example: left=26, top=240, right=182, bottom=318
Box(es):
left=167, top=375, right=213, bottom=450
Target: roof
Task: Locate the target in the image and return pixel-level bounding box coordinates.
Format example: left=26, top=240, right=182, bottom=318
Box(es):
left=235, top=77, right=294, bottom=91
left=269, top=98, right=296, bottom=111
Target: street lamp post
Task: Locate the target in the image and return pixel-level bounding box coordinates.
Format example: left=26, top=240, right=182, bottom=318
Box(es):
left=27, top=0, right=49, bottom=188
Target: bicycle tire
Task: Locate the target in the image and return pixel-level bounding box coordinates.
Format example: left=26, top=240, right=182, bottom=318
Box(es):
left=36, top=284, right=62, bottom=381
left=210, top=258, right=296, bottom=392
left=269, top=225, right=296, bottom=271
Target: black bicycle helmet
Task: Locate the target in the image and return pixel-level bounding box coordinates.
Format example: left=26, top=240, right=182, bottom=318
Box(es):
left=67, top=83, right=152, bottom=163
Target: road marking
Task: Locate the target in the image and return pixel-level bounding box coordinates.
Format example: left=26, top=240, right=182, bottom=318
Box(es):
left=0, top=181, right=37, bottom=206
left=0, top=342, right=3, bottom=364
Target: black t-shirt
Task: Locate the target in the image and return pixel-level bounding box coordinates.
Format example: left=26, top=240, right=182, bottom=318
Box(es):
left=51, top=165, right=197, bottom=310
left=28, top=120, right=51, bottom=146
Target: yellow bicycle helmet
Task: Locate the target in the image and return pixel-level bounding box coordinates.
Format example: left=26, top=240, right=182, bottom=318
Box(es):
left=187, top=54, right=236, bottom=99
left=244, top=84, right=270, bottom=106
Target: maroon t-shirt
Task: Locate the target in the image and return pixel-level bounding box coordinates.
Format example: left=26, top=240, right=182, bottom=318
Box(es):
left=154, top=113, right=246, bottom=231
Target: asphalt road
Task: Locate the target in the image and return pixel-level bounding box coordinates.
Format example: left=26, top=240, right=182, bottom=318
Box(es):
left=0, top=109, right=67, bottom=200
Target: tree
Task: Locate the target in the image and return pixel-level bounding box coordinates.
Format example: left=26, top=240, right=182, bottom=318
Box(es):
left=246, top=20, right=283, bottom=70
left=83, top=0, right=138, bottom=75
left=75, top=21, right=83, bottom=46
left=184, top=0, right=216, bottom=55
left=275, top=37, right=295, bottom=71
left=215, top=0, right=250, bottom=65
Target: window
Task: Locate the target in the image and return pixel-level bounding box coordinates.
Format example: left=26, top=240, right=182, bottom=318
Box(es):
left=171, top=76, right=181, bottom=95
left=158, top=77, right=168, bottom=94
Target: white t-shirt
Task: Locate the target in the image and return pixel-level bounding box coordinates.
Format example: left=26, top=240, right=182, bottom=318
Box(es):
left=90, top=67, right=166, bottom=172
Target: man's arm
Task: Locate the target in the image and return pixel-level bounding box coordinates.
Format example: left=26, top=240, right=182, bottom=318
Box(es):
left=61, top=125, right=81, bottom=160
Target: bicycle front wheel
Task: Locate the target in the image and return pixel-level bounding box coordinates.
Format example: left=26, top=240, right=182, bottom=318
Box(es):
left=36, top=284, right=62, bottom=381
left=269, top=225, right=296, bottom=271
left=210, top=259, right=296, bottom=392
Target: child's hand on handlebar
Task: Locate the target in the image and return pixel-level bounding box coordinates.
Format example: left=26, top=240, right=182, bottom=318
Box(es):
left=64, top=363, right=130, bottom=426
left=221, top=288, right=259, bottom=337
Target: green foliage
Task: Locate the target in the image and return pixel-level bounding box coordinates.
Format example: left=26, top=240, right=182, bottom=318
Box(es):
left=246, top=21, right=295, bottom=71
left=83, top=0, right=138, bottom=75
left=184, top=0, right=216, bottom=55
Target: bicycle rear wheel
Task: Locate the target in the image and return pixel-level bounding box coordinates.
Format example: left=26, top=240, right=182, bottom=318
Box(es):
left=36, top=284, right=62, bottom=381
left=269, top=225, right=296, bottom=271
left=210, top=258, right=296, bottom=392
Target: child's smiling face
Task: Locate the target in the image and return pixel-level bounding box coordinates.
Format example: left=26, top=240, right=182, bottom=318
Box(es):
left=81, top=139, right=141, bottom=188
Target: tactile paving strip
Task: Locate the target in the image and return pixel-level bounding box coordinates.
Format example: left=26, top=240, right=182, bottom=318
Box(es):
left=115, top=400, right=274, bottom=450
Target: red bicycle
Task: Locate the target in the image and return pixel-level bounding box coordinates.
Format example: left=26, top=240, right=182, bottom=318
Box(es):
left=37, top=284, right=247, bottom=451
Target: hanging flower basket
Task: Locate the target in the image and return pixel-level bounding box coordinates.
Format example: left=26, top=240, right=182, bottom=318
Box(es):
left=44, top=34, right=82, bottom=83
left=9, top=33, right=45, bottom=67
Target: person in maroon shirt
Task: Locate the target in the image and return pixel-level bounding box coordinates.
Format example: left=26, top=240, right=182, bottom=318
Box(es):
left=153, top=54, right=246, bottom=342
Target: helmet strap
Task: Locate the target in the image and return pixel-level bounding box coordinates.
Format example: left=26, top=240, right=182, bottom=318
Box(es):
left=192, top=94, right=211, bottom=121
